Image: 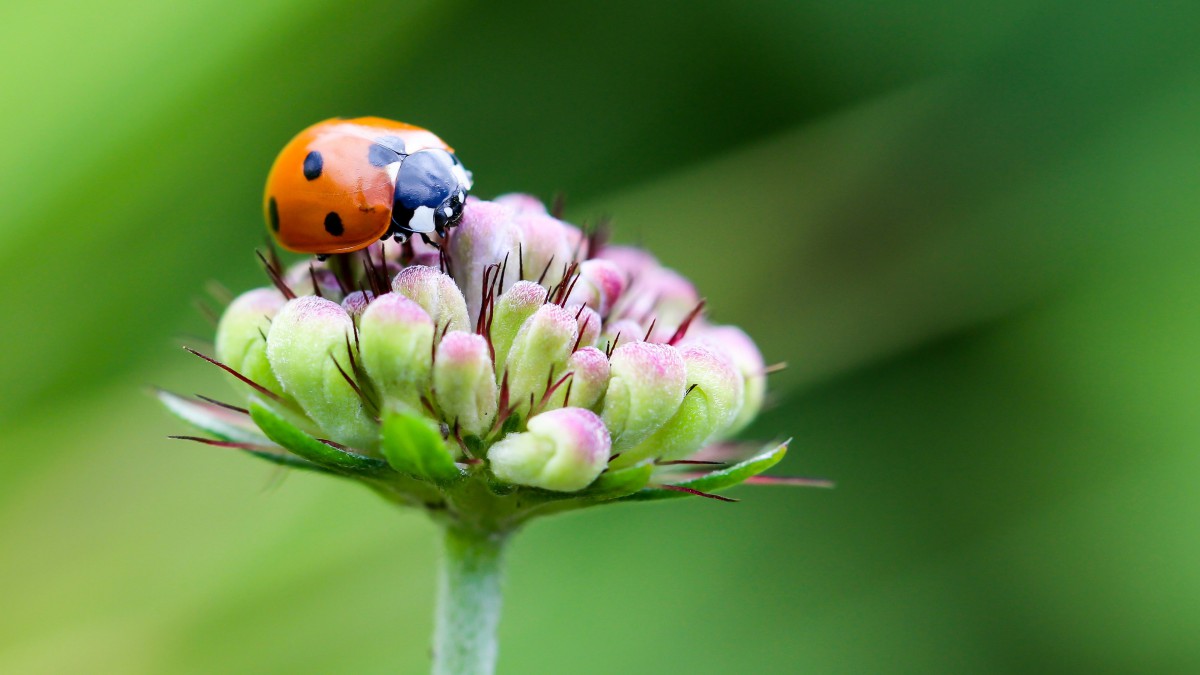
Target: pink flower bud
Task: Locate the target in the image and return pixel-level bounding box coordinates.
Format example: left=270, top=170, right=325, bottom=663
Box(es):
left=600, top=342, right=686, bottom=455
left=493, top=192, right=548, bottom=215
left=433, top=331, right=498, bottom=437
left=488, top=407, right=611, bottom=492
left=489, top=281, right=547, bottom=370
left=686, top=324, right=766, bottom=436
left=340, top=290, right=375, bottom=323
left=617, top=345, right=743, bottom=466
left=448, top=200, right=523, bottom=322
left=566, top=259, right=626, bottom=317
left=392, top=265, right=470, bottom=334
left=504, top=304, right=579, bottom=414
left=544, top=346, right=610, bottom=412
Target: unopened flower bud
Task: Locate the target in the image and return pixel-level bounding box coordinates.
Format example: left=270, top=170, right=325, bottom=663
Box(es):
left=513, top=211, right=575, bottom=288
left=284, top=261, right=341, bottom=299
left=359, top=293, right=435, bottom=410
left=493, top=192, right=548, bottom=215
left=545, top=347, right=610, bottom=411
left=600, top=342, right=686, bottom=454
left=489, top=281, right=546, bottom=369
left=504, top=304, right=579, bottom=413
left=215, top=288, right=288, bottom=399
left=392, top=265, right=470, bottom=334
left=601, top=319, right=645, bottom=352
left=488, top=407, right=610, bottom=492
left=687, top=324, right=766, bottom=435
left=615, top=344, right=743, bottom=467
left=570, top=305, right=602, bottom=349
left=340, top=290, right=375, bottom=323
left=433, top=331, right=498, bottom=437
left=266, top=296, right=377, bottom=450
left=449, top=200, right=523, bottom=320
left=566, top=259, right=626, bottom=317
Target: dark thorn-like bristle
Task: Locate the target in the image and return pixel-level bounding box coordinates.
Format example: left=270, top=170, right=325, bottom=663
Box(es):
left=685, top=383, right=698, bottom=397
left=183, top=347, right=283, bottom=402
left=550, top=192, right=566, bottom=220
left=536, top=256, right=556, bottom=285
left=330, top=350, right=377, bottom=413
left=572, top=314, right=590, bottom=353
left=309, top=263, right=324, bottom=299
left=195, top=394, right=249, bottom=415
left=169, top=435, right=273, bottom=451
left=256, top=250, right=296, bottom=300
left=658, top=484, right=738, bottom=502
left=606, top=333, right=621, bottom=359
left=667, top=299, right=706, bottom=346
left=562, top=377, right=574, bottom=408
left=642, top=318, right=657, bottom=343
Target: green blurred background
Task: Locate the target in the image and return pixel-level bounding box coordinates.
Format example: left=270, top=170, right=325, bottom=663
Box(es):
left=3, top=1, right=1199, bottom=672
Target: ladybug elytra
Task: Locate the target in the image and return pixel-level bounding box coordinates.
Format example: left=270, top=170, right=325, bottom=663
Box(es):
left=264, top=117, right=472, bottom=254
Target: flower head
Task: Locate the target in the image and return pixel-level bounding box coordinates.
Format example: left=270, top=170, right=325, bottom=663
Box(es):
left=162, top=195, right=827, bottom=531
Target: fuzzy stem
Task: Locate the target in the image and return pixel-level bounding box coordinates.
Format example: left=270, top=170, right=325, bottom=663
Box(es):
left=432, top=524, right=508, bottom=675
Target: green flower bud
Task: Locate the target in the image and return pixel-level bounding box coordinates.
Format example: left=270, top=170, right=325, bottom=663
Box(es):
left=359, top=292, right=435, bottom=411
left=266, top=296, right=377, bottom=450
left=600, top=342, right=686, bottom=455
left=615, top=344, right=744, bottom=467
left=504, top=304, right=579, bottom=413
left=488, top=407, right=610, bottom=492
left=433, top=331, right=499, bottom=437
left=544, top=346, right=610, bottom=412
left=686, top=324, right=766, bottom=436
left=392, top=265, right=470, bottom=334
left=489, top=281, right=546, bottom=370
left=214, top=288, right=287, bottom=399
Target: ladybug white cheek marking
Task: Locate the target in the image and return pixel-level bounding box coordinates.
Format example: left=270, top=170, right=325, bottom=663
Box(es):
left=410, top=205, right=437, bottom=233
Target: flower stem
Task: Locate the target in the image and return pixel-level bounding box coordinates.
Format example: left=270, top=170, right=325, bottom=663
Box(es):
left=433, top=524, right=508, bottom=675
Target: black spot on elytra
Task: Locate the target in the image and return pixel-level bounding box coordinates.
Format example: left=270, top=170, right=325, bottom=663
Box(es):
left=303, top=151, right=323, bottom=180
left=268, top=197, right=280, bottom=231
left=324, top=211, right=344, bottom=236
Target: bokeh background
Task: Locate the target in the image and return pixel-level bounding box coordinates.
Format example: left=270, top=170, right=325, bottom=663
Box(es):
left=3, top=1, right=1199, bottom=672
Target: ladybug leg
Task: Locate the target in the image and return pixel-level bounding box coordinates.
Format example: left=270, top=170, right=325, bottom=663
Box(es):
left=419, top=233, right=442, bottom=250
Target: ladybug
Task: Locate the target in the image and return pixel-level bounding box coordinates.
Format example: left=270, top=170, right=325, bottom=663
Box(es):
left=264, top=117, right=472, bottom=254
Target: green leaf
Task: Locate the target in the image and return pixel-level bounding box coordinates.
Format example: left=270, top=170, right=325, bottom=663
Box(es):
left=582, top=463, right=654, bottom=500
left=156, top=389, right=268, bottom=445
left=380, top=409, right=462, bottom=485
left=620, top=440, right=790, bottom=502
left=248, top=402, right=390, bottom=476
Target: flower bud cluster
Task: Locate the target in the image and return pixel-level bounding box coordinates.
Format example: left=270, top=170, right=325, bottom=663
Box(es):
left=204, top=196, right=768, bottom=499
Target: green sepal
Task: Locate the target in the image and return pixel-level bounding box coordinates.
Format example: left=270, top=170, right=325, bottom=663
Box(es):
left=582, top=463, right=654, bottom=500
left=620, top=440, right=789, bottom=502
left=380, top=409, right=462, bottom=485
left=249, top=402, right=391, bottom=476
